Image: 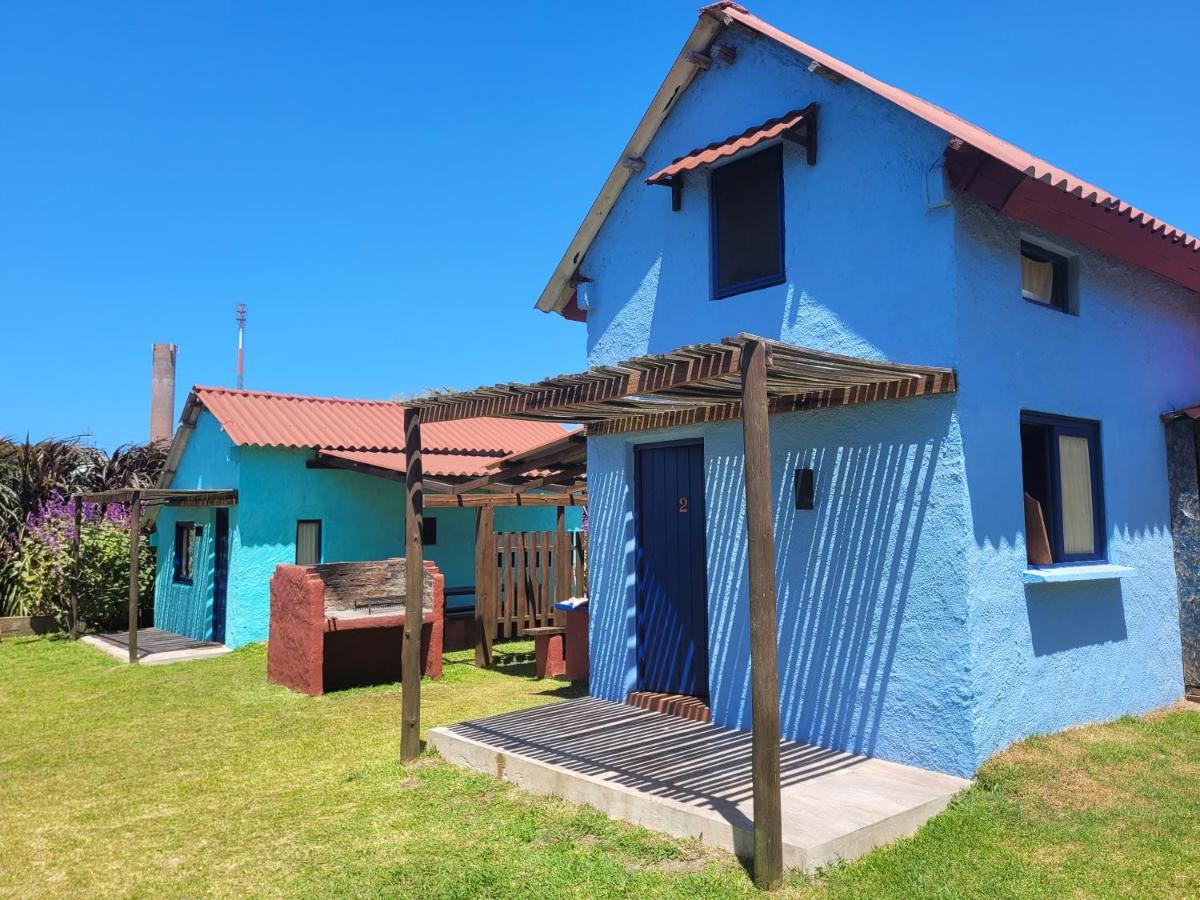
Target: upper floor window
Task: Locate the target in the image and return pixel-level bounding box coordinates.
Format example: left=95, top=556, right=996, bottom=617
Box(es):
left=173, top=522, right=196, bottom=584
left=1020, top=240, right=1070, bottom=313
left=296, top=519, right=322, bottom=565
left=710, top=145, right=785, bottom=299
left=1020, top=412, right=1105, bottom=566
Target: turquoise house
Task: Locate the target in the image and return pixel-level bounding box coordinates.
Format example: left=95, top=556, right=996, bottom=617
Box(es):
left=522, top=4, right=1200, bottom=777
left=153, top=386, right=577, bottom=648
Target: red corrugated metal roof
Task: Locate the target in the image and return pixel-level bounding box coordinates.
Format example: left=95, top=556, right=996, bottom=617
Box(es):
left=646, top=108, right=811, bottom=185
left=192, top=386, right=568, bottom=455
left=317, top=449, right=501, bottom=478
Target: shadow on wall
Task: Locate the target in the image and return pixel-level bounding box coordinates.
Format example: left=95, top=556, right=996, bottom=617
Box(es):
left=1024, top=581, right=1128, bottom=656
left=705, top=409, right=950, bottom=761
left=587, top=462, right=639, bottom=700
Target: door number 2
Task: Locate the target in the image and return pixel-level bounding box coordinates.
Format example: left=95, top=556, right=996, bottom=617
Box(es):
left=678, top=496, right=689, bottom=513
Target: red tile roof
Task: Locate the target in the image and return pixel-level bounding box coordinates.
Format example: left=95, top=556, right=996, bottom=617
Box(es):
left=646, top=108, right=812, bottom=185
left=192, top=386, right=568, bottom=456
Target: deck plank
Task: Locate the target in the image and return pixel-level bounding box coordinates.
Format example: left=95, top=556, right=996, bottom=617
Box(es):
left=431, top=697, right=969, bottom=872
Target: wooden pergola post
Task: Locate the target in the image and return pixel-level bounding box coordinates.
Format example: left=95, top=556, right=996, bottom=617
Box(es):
left=70, top=498, right=82, bottom=640
left=401, top=407, right=424, bottom=762
left=740, top=339, right=784, bottom=890
left=474, top=505, right=496, bottom=668
left=127, top=491, right=141, bottom=664
left=554, top=505, right=569, bottom=610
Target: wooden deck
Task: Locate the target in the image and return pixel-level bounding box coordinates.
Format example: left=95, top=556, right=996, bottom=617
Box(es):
left=430, top=697, right=970, bottom=872
left=82, top=628, right=231, bottom=665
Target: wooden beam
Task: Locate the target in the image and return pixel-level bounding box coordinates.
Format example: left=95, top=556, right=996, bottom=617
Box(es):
left=401, top=408, right=423, bottom=762
left=70, top=499, right=82, bottom=640
left=509, top=465, right=587, bottom=494
left=585, top=370, right=958, bottom=437
left=423, top=492, right=588, bottom=509
left=740, top=340, right=783, bottom=890
left=474, top=506, right=496, bottom=668
left=127, top=491, right=141, bottom=664
left=535, top=12, right=724, bottom=313
left=414, top=343, right=742, bottom=423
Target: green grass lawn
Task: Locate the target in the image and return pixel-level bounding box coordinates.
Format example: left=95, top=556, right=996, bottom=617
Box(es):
left=1, top=636, right=1197, bottom=898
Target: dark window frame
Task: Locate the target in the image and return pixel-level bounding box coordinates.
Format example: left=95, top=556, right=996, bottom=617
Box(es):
left=1020, top=411, right=1106, bottom=566
left=295, top=519, right=322, bottom=565
left=709, top=144, right=786, bottom=300
left=1020, top=240, right=1071, bottom=314
left=421, top=516, right=438, bottom=546
left=173, top=522, right=196, bottom=584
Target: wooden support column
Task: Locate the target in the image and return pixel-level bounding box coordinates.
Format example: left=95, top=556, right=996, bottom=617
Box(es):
left=70, top=498, right=82, bottom=640
left=401, top=407, right=424, bottom=762
left=127, top=491, right=141, bottom=664
left=554, top=506, right=569, bottom=622
left=473, top=505, right=496, bottom=668
left=740, top=339, right=783, bottom=890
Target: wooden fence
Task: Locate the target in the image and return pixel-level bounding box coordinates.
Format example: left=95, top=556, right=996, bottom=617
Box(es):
left=488, top=530, right=587, bottom=639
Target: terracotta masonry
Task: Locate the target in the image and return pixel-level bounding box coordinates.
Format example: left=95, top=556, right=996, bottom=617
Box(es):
left=267, top=558, right=444, bottom=696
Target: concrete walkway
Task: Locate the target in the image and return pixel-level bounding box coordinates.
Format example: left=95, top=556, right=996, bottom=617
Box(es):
left=430, top=697, right=970, bottom=872
left=82, top=628, right=231, bottom=665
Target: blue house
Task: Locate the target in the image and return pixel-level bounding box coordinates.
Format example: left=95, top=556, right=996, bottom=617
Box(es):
left=153, top=386, right=578, bottom=648
left=498, top=3, right=1198, bottom=778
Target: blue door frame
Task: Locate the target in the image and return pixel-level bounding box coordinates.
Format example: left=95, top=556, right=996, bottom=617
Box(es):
left=634, top=440, right=710, bottom=696
left=212, top=508, right=229, bottom=643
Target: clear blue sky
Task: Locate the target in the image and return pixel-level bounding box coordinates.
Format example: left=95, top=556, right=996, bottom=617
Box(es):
left=2, top=1, right=1197, bottom=448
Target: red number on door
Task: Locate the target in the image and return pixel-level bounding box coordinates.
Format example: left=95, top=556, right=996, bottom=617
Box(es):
left=679, top=496, right=689, bottom=513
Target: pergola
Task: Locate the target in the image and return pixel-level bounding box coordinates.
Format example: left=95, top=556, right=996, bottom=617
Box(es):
left=306, top=433, right=589, bottom=668
left=398, top=333, right=957, bottom=886
left=68, top=488, right=238, bottom=661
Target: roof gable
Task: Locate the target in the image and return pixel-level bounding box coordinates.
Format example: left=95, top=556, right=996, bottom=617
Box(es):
left=535, top=2, right=1200, bottom=316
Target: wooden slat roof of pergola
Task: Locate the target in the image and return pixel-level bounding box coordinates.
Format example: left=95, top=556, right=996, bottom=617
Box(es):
left=406, top=334, right=958, bottom=435
left=72, top=488, right=238, bottom=508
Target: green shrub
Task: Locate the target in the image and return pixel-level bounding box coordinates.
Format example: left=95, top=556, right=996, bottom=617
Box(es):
left=13, top=497, right=154, bottom=631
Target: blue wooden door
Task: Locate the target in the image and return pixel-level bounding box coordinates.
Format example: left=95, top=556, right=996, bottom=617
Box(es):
left=635, top=441, right=709, bottom=696
left=212, top=508, right=229, bottom=644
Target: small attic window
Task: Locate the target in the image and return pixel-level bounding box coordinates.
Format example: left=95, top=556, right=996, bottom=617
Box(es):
left=1020, top=241, right=1070, bottom=313
left=711, top=145, right=785, bottom=299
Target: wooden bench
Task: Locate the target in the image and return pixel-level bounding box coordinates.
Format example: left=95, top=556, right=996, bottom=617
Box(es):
left=523, top=626, right=567, bottom=679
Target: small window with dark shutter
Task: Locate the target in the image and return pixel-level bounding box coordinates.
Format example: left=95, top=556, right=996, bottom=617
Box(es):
left=296, top=520, right=322, bottom=565
left=710, top=144, right=785, bottom=299
left=173, top=522, right=196, bottom=583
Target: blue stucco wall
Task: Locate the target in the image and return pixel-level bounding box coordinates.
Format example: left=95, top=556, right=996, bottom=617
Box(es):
left=583, top=28, right=958, bottom=370
left=577, top=25, right=1195, bottom=777
left=588, top=396, right=978, bottom=776
left=154, top=410, right=238, bottom=641
left=953, top=197, right=1197, bottom=764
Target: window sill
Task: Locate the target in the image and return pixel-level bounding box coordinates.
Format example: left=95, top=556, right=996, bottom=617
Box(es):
left=1022, top=564, right=1135, bottom=584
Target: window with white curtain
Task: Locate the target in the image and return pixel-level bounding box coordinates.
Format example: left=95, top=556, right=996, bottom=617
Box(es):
left=1020, top=240, right=1071, bottom=312
left=1019, top=413, right=1105, bottom=565
left=296, top=520, right=322, bottom=566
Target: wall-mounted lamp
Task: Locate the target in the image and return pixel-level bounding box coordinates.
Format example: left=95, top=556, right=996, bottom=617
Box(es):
left=795, top=468, right=815, bottom=510
left=575, top=277, right=594, bottom=311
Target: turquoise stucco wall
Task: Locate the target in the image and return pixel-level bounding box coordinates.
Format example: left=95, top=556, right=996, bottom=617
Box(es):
left=154, top=410, right=238, bottom=641
left=156, top=408, right=578, bottom=647
left=578, top=26, right=1194, bottom=777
